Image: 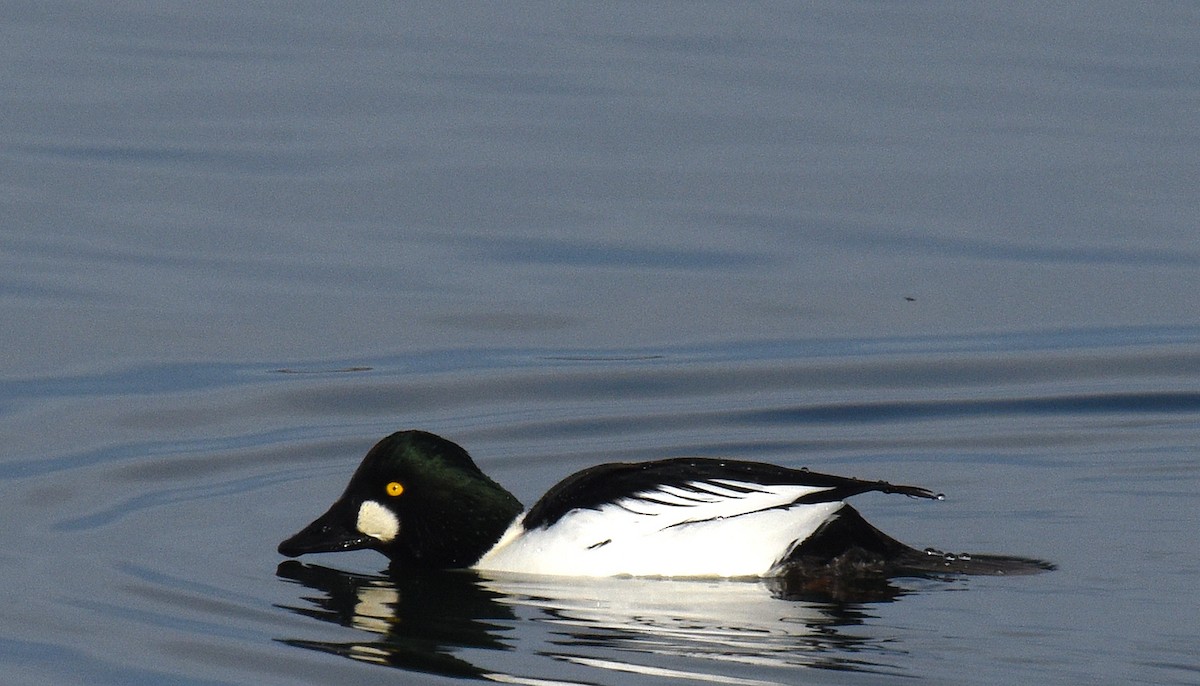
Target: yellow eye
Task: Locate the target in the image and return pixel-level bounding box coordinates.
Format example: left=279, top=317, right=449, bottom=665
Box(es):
left=385, top=481, right=404, bottom=497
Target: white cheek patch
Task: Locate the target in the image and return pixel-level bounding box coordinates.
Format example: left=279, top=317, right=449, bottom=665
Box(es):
left=356, top=500, right=399, bottom=542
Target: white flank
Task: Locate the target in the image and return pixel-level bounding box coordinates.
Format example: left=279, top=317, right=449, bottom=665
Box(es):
left=356, top=500, right=399, bottom=542
left=473, top=481, right=842, bottom=577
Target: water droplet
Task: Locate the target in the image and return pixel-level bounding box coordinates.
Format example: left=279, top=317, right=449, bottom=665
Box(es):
left=958, top=553, right=971, bottom=561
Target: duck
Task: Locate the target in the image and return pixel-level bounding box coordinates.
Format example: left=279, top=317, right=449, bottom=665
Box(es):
left=279, top=430, right=1053, bottom=578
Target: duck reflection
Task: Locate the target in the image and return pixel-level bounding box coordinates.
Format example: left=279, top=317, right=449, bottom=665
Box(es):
left=275, top=561, right=513, bottom=678
left=276, top=561, right=931, bottom=682
left=477, top=573, right=913, bottom=680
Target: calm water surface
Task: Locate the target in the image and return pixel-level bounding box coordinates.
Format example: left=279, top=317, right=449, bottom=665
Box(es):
left=3, top=3, right=1199, bottom=685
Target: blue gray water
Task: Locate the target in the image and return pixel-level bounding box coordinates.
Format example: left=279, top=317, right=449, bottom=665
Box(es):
left=3, top=3, right=1199, bottom=685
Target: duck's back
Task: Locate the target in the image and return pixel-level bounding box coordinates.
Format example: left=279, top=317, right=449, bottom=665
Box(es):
left=472, top=458, right=931, bottom=577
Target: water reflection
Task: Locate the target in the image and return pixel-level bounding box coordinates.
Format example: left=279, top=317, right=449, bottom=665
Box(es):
left=275, top=561, right=513, bottom=678
left=276, top=562, right=922, bottom=683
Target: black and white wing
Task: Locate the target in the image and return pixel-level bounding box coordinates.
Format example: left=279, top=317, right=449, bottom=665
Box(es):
left=473, top=458, right=940, bottom=577
left=520, top=457, right=939, bottom=530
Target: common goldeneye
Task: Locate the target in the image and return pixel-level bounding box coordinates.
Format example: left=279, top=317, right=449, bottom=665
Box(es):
left=279, top=430, right=1052, bottom=577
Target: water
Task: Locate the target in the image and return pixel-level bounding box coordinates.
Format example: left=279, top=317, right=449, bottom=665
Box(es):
left=3, top=3, right=1199, bottom=685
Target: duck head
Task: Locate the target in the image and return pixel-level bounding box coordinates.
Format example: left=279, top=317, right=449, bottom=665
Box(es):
left=278, top=430, right=523, bottom=568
